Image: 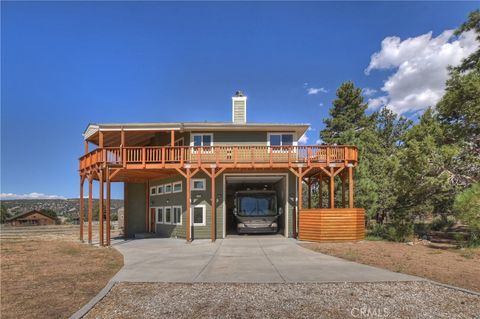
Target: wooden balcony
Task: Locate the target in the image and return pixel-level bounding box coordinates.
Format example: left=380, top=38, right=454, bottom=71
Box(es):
left=79, top=145, right=358, bottom=173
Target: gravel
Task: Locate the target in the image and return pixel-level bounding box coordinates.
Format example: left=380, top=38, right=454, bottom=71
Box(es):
left=84, top=281, right=480, bottom=319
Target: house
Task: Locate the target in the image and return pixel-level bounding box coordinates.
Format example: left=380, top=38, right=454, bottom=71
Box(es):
left=7, top=210, right=57, bottom=226
left=79, top=91, right=364, bottom=246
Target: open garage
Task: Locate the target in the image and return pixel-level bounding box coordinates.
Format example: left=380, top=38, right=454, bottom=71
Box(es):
left=224, top=174, right=288, bottom=237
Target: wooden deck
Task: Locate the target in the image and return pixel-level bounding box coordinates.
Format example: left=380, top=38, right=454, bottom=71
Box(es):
left=80, top=145, right=358, bottom=178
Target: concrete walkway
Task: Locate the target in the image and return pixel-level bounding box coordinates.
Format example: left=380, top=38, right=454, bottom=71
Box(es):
left=112, top=237, right=421, bottom=283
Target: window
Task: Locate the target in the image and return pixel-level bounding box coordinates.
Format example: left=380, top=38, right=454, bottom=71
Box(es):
left=173, top=206, right=182, bottom=225
left=157, top=185, right=164, bottom=195
left=191, top=134, right=213, bottom=147
left=173, top=181, right=182, bottom=193
left=164, top=207, right=172, bottom=224
left=150, top=186, right=157, bottom=196
left=268, top=133, right=294, bottom=146
left=164, top=183, right=172, bottom=194
left=156, top=207, right=164, bottom=224
left=191, top=178, right=206, bottom=191
left=191, top=205, right=206, bottom=226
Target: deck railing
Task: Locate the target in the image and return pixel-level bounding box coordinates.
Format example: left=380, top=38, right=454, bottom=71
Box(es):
left=79, top=145, right=358, bottom=171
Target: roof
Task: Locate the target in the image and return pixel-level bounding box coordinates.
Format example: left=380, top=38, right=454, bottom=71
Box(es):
left=83, top=122, right=310, bottom=141
left=7, top=210, right=57, bottom=221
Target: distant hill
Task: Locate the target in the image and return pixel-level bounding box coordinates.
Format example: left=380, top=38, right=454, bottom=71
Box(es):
left=0, top=199, right=124, bottom=221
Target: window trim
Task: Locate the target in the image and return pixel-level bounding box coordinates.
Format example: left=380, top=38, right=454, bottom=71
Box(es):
left=191, top=178, right=206, bottom=191
left=164, top=183, right=172, bottom=194
left=150, top=186, right=158, bottom=196
left=164, top=206, right=173, bottom=224
left=157, top=185, right=164, bottom=195
left=191, top=204, right=206, bottom=226
left=173, top=205, right=183, bottom=225
left=172, top=181, right=183, bottom=193
left=155, top=207, right=164, bottom=224
left=267, top=133, right=296, bottom=147
left=190, top=133, right=214, bottom=147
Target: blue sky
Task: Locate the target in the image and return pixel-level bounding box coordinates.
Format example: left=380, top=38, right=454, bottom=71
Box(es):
left=1, top=1, right=478, bottom=199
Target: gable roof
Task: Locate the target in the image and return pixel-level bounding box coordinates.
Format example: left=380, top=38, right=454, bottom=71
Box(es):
left=7, top=210, right=57, bottom=221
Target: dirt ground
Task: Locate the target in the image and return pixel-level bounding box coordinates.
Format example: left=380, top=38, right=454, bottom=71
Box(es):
left=0, top=239, right=123, bottom=319
left=300, top=240, right=480, bottom=292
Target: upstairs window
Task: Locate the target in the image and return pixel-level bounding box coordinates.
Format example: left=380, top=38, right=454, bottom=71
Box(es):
left=269, top=133, right=294, bottom=146
left=192, top=134, right=213, bottom=147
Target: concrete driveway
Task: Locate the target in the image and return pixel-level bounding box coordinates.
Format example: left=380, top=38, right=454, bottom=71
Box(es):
left=111, top=237, right=420, bottom=283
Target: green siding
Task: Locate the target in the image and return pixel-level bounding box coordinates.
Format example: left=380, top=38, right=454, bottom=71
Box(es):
left=127, top=169, right=298, bottom=239
left=125, top=183, right=147, bottom=238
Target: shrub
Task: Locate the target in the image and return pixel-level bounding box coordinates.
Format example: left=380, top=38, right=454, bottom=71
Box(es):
left=454, top=183, right=480, bottom=247
left=367, top=223, right=389, bottom=239
left=430, top=215, right=456, bottom=231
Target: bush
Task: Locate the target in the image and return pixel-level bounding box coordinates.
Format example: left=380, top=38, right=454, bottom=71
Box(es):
left=430, top=215, right=456, bottom=231
left=367, top=223, right=389, bottom=239
left=454, top=183, right=480, bottom=247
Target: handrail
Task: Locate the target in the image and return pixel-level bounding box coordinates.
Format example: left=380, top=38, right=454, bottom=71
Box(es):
left=79, top=145, right=358, bottom=171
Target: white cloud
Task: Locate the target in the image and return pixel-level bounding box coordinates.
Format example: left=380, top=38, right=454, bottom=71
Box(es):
left=307, top=87, right=328, bottom=95
left=362, top=88, right=377, bottom=96
left=316, top=139, right=322, bottom=145
left=367, top=96, right=388, bottom=110
left=319, top=102, right=324, bottom=107
left=0, top=192, right=67, bottom=200
left=365, top=30, right=478, bottom=114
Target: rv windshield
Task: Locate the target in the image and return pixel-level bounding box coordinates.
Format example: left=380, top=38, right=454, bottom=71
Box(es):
left=238, top=196, right=277, bottom=216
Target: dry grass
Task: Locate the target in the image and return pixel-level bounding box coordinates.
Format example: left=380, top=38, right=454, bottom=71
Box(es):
left=1, top=239, right=123, bottom=319
left=300, top=241, right=480, bottom=292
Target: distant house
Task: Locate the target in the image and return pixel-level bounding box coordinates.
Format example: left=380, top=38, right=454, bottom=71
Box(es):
left=7, top=210, right=57, bottom=226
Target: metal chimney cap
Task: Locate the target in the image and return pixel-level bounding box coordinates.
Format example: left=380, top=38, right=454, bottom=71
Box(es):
left=234, top=90, right=245, bottom=97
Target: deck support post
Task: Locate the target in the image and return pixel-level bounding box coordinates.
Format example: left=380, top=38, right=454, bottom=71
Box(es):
left=307, top=178, right=312, bottom=209
left=106, top=168, right=111, bottom=246
left=318, top=174, right=323, bottom=208
left=145, top=181, right=150, bottom=232
left=88, top=176, right=93, bottom=244
left=296, top=168, right=303, bottom=238
left=201, top=166, right=226, bottom=242
left=329, top=167, right=335, bottom=208
left=348, top=166, right=354, bottom=208
left=171, top=130, right=175, bottom=147
left=79, top=177, right=85, bottom=242
left=210, top=168, right=216, bottom=242
left=186, top=169, right=191, bottom=241
left=341, top=171, right=346, bottom=208
left=99, top=169, right=104, bottom=246
left=176, top=167, right=200, bottom=242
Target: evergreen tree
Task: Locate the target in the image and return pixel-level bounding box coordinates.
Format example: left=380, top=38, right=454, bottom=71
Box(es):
left=320, top=81, right=369, bottom=144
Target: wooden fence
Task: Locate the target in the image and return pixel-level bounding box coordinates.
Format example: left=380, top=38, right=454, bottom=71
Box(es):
left=299, top=208, right=365, bottom=241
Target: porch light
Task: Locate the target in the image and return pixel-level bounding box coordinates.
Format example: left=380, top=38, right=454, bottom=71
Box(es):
left=184, top=164, right=191, bottom=169
left=347, top=163, right=354, bottom=168
left=210, top=164, right=217, bottom=169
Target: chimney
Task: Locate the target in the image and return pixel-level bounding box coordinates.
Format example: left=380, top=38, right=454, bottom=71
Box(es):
left=232, top=90, right=247, bottom=124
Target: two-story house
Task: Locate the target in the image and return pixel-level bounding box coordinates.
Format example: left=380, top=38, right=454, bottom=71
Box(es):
left=78, top=91, right=364, bottom=246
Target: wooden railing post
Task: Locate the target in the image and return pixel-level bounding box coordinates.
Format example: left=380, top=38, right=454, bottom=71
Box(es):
left=326, top=147, right=330, bottom=166
left=233, top=147, right=238, bottom=167
left=142, top=148, right=146, bottom=168
left=161, top=147, right=166, bottom=167
left=307, top=147, right=311, bottom=165
left=288, top=147, right=292, bottom=167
